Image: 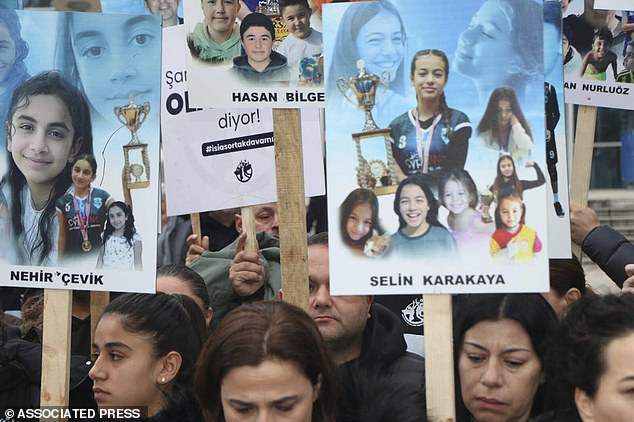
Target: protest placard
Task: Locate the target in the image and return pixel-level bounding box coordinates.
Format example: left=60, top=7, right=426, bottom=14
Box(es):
left=324, top=0, right=549, bottom=295
left=161, top=25, right=324, bottom=215
left=0, top=10, right=161, bottom=293
left=182, top=0, right=325, bottom=108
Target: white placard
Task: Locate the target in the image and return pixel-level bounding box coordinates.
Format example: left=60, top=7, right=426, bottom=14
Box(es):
left=161, top=26, right=325, bottom=216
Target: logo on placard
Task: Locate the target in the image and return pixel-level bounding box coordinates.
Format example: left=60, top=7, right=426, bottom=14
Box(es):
left=234, top=160, right=253, bottom=183
left=401, top=297, right=424, bottom=327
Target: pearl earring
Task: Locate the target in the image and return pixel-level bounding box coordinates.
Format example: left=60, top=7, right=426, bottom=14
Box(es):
left=160, top=377, right=166, bottom=384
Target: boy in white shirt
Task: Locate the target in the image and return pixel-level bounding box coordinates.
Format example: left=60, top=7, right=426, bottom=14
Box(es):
left=276, top=0, right=323, bottom=84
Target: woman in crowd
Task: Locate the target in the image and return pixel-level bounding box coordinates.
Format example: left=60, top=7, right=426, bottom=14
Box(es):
left=157, top=264, right=214, bottom=328
left=454, top=293, right=558, bottom=422
left=550, top=294, right=634, bottom=422
left=194, top=301, right=337, bottom=421
left=90, top=293, right=206, bottom=421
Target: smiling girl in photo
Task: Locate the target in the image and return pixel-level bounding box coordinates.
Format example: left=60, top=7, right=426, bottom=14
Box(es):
left=1, top=71, right=93, bottom=265
left=97, top=201, right=142, bottom=271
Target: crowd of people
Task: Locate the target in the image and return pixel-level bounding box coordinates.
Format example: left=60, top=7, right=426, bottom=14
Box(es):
left=1, top=1, right=634, bottom=422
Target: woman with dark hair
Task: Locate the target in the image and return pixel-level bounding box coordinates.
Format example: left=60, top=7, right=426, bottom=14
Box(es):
left=89, top=292, right=207, bottom=421
left=157, top=264, right=214, bottom=327
left=453, top=0, right=543, bottom=101
left=477, top=86, right=533, bottom=164
left=328, top=0, right=410, bottom=128
left=194, top=301, right=337, bottom=422
left=389, top=49, right=472, bottom=184
left=339, top=188, right=384, bottom=255
left=454, top=294, right=558, bottom=422
left=390, top=175, right=456, bottom=259
left=548, top=294, right=634, bottom=421
left=542, top=258, right=586, bottom=320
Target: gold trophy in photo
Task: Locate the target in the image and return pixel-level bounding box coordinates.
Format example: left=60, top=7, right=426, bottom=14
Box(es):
left=480, top=188, right=494, bottom=223
left=336, top=60, right=397, bottom=195
left=115, top=96, right=151, bottom=190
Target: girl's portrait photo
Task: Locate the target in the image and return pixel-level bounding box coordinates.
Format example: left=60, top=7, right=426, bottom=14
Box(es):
left=0, top=10, right=160, bottom=293
left=324, top=0, right=548, bottom=295
left=490, top=193, right=542, bottom=262
left=477, top=86, right=533, bottom=165
left=98, top=201, right=142, bottom=271
left=55, top=12, right=161, bottom=127
left=2, top=70, right=93, bottom=266
left=56, top=153, right=114, bottom=266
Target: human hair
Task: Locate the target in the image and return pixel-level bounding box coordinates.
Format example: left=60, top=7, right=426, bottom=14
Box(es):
left=491, top=154, right=523, bottom=199
left=554, top=294, right=634, bottom=417
left=453, top=294, right=558, bottom=421
left=0, top=9, right=29, bottom=89
left=549, top=257, right=587, bottom=298
left=239, top=12, right=275, bottom=40
left=327, top=0, right=407, bottom=94
left=308, top=231, right=328, bottom=247
left=438, top=169, right=479, bottom=211
left=393, top=175, right=441, bottom=230
left=280, top=0, right=311, bottom=13
left=543, top=0, right=561, bottom=28
left=339, top=188, right=384, bottom=249
left=477, top=85, right=533, bottom=140
left=494, top=193, right=525, bottom=229
left=157, top=264, right=210, bottom=312
left=72, top=153, right=98, bottom=176
left=103, top=201, right=137, bottom=247
left=194, top=301, right=337, bottom=422
left=410, top=49, right=457, bottom=142
left=593, top=27, right=613, bottom=46
left=100, top=292, right=207, bottom=419
left=562, top=20, right=574, bottom=46
left=496, top=0, right=542, bottom=89
left=2, top=71, right=93, bottom=264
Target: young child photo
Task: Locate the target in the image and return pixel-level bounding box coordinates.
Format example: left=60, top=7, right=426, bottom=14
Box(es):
left=276, top=0, right=323, bottom=83
left=617, top=40, right=634, bottom=83
left=97, top=201, right=142, bottom=271
left=580, top=27, right=618, bottom=81
left=187, top=0, right=242, bottom=64
left=438, top=169, right=492, bottom=254
left=1, top=71, right=93, bottom=266
left=232, top=12, right=290, bottom=83
left=56, top=154, right=114, bottom=265
left=490, top=193, right=542, bottom=262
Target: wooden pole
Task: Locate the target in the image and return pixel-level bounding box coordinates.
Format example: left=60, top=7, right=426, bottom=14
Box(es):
left=273, top=109, right=309, bottom=311
left=40, top=289, right=72, bottom=415
left=240, top=206, right=259, bottom=253
left=570, top=105, right=597, bottom=258
left=424, top=294, right=455, bottom=422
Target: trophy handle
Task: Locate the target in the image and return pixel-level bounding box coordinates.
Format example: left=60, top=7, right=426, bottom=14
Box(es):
left=137, top=103, right=150, bottom=126
left=114, top=106, right=128, bottom=127
left=336, top=77, right=358, bottom=107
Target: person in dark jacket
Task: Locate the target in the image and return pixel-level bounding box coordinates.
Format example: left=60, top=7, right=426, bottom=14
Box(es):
left=232, top=12, right=290, bottom=84
left=306, top=232, right=425, bottom=412
left=570, top=203, right=634, bottom=288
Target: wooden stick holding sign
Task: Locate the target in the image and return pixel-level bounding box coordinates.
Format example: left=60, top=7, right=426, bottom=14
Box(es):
left=40, top=290, right=72, bottom=411
left=569, top=105, right=598, bottom=258
left=273, top=109, right=309, bottom=312
left=424, top=295, right=456, bottom=422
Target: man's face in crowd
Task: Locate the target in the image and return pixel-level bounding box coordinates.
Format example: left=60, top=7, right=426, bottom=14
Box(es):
left=307, top=243, right=371, bottom=355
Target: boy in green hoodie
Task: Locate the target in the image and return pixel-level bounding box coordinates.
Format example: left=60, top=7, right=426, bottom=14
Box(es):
left=187, top=0, right=242, bottom=64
